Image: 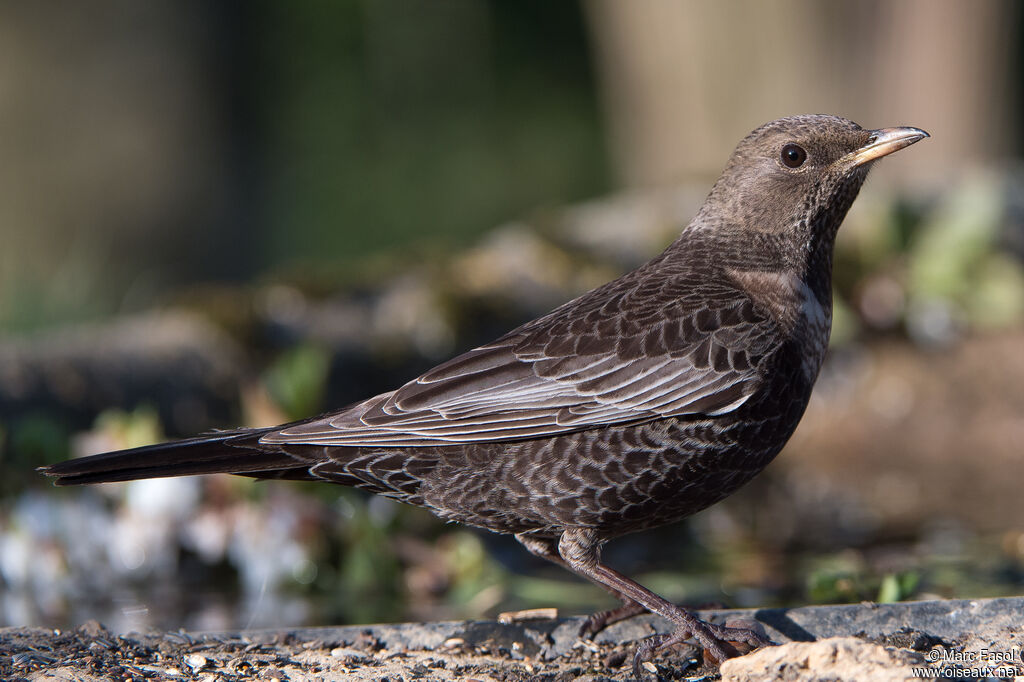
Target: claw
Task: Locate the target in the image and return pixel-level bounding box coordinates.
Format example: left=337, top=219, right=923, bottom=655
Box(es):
left=578, top=600, right=648, bottom=638
left=631, top=633, right=672, bottom=680
left=705, top=619, right=773, bottom=652
left=630, top=620, right=772, bottom=678
left=579, top=609, right=614, bottom=638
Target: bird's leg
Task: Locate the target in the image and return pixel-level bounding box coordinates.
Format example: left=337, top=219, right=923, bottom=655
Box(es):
left=555, top=528, right=771, bottom=676
left=516, top=533, right=725, bottom=638
left=516, top=533, right=646, bottom=636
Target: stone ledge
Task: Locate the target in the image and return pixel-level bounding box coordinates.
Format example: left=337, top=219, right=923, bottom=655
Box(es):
left=3, top=597, right=1021, bottom=680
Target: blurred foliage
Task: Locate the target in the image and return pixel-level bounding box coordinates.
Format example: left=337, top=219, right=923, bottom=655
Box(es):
left=6, top=406, right=163, bottom=491
left=907, top=176, right=1024, bottom=332
left=878, top=572, right=921, bottom=604
left=91, top=407, right=165, bottom=451
left=0, top=1, right=609, bottom=334
left=804, top=560, right=923, bottom=606
left=329, top=493, right=408, bottom=624
left=254, top=1, right=608, bottom=274
left=831, top=173, right=1024, bottom=345
left=263, top=344, right=331, bottom=421
left=0, top=413, right=68, bottom=497
left=4, top=414, right=67, bottom=465
left=806, top=562, right=867, bottom=605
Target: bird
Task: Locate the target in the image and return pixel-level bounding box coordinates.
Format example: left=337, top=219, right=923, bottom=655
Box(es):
left=42, top=115, right=928, bottom=675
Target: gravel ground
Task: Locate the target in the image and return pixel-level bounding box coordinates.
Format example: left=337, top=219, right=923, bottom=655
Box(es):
left=2, top=597, right=1022, bottom=681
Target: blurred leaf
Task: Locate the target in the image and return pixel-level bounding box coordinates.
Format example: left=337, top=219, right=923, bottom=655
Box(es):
left=331, top=496, right=405, bottom=624
left=808, top=570, right=857, bottom=604
left=93, top=406, right=165, bottom=450
left=263, top=344, right=330, bottom=420
left=7, top=413, right=68, bottom=463
left=878, top=571, right=920, bottom=603
left=968, top=254, right=1024, bottom=329
left=805, top=552, right=867, bottom=604
left=908, top=175, right=1003, bottom=303
left=443, top=532, right=506, bottom=613
left=1, top=413, right=70, bottom=495
left=877, top=573, right=900, bottom=603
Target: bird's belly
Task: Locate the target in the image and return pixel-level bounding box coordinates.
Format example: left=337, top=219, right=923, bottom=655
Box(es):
left=423, top=374, right=811, bottom=538
left=552, top=413, right=797, bottom=537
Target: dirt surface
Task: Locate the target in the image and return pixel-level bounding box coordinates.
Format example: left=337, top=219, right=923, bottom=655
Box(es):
left=2, top=597, right=1022, bottom=681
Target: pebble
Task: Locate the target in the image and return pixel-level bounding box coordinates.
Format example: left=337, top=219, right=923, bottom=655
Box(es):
left=497, top=607, right=558, bottom=624
left=330, top=646, right=368, bottom=660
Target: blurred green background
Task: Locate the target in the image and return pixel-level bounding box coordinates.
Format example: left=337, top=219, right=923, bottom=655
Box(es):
left=1, top=0, right=1022, bottom=633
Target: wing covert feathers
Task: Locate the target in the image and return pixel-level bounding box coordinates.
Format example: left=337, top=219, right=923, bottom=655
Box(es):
left=262, top=270, right=777, bottom=448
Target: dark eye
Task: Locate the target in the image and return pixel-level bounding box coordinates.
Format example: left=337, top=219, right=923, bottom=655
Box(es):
left=780, top=143, right=807, bottom=168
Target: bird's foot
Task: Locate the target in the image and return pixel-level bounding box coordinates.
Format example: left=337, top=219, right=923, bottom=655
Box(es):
left=630, top=617, right=771, bottom=679
left=578, top=600, right=647, bottom=638
left=579, top=599, right=727, bottom=639
left=702, top=618, right=772, bottom=653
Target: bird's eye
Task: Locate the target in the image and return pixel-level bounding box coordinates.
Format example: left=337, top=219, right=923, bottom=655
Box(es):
left=780, top=143, right=807, bottom=168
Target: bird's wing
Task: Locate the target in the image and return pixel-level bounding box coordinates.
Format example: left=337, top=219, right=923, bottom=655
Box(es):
left=260, top=271, right=780, bottom=448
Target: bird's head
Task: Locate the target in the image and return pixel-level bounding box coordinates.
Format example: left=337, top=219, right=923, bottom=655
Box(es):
left=697, top=114, right=928, bottom=254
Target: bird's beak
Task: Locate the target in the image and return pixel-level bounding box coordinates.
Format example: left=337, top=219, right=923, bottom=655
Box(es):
left=847, top=126, right=930, bottom=167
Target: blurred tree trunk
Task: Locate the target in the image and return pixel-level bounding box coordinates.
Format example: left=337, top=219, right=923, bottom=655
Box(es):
left=584, top=0, right=1019, bottom=188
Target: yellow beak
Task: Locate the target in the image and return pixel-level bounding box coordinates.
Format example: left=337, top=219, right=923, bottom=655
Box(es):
left=847, top=126, right=930, bottom=167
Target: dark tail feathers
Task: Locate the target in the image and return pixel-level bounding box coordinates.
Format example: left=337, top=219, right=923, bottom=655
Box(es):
left=39, top=427, right=302, bottom=486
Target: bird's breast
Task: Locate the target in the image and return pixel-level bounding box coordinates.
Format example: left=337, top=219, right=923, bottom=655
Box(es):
left=726, top=267, right=832, bottom=383
left=794, top=280, right=832, bottom=382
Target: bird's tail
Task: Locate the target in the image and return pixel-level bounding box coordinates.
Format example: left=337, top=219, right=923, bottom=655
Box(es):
left=38, top=428, right=303, bottom=486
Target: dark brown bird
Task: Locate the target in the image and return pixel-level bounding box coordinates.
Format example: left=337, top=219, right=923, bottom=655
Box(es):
left=42, top=115, right=928, bottom=674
